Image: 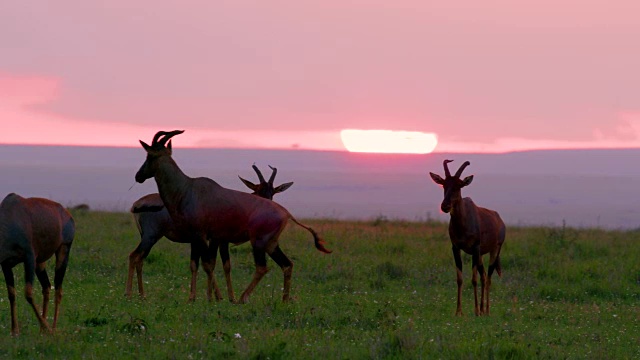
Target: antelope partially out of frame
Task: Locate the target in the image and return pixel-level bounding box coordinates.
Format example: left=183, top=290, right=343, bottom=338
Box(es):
left=0, top=193, right=75, bottom=336
left=125, top=164, right=293, bottom=300
left=430, top=160, right=505, bottom=316
left=134, top=130, right=330, bottom=304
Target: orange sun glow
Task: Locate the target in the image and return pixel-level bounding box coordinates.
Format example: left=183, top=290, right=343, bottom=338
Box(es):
left=340, top=129, right=438, bottom=154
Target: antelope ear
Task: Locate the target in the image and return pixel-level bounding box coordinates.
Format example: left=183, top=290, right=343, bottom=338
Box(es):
left=274, top=182, right=294, bottom=193
left=238, top=176, right=258, bottom=191
left=139, top=140, right=152, bottom=151
left=461, top=175, right=474, bottom=187
left=429, top=172, right=445, bottom=185
left=167, top=140, right=173, bottom=153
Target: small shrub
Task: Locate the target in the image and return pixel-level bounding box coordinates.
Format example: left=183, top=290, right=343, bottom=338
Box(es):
left=120, top=316, right=148, bottom=334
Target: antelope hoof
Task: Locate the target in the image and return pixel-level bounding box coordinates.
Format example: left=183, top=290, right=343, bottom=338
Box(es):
left=40, top=325, right=53, bottom=335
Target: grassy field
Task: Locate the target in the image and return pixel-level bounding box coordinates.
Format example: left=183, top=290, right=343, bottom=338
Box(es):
left=1, top=210, right=639, bottom=359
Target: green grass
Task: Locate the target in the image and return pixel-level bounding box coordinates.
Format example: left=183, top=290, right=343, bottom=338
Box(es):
left=1, top=211, right=639, bottom=359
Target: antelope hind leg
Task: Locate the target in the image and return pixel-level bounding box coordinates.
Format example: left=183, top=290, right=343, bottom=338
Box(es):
left=35, top=263, right=51, bottom=320
left=268, top=245, right=294, bottom=302
left=202, top=242, right=223, bottom=302
left=219, top=242, right=236, bottom=303
left=53, top=244, right=71, bottom=329
left=239, top=247, right=269, bottom=304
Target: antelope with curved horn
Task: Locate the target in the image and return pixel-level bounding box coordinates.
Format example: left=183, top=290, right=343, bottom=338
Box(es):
left=430, top=160, right=505, bottom=316
left=134, top=130, right=330, bottom=304
left=1, top=193, right=75, bottom=335
left=125, top=164, right=294, bottom=300
left=238, top=164, right=294, bottom=200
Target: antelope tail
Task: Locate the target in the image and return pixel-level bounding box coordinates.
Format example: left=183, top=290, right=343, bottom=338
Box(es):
left=289, top=216, right=332, bottom=254
left=495, top=254, right=502, bottom=278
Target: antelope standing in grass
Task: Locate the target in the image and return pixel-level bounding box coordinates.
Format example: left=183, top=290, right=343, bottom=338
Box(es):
left=134, top=130, right=330, bottom=304
left=125, top=164, right=293, bottom=300
left=0, top=193, right=74, bottom=336
left=430, top=160, right=505, bottom=316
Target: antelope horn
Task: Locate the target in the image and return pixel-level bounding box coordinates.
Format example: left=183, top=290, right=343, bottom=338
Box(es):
left=252, top=164, right=267, bottom=184
left=152, top=130, right=185, bottom=147
left=443, top=159, right=454, bottom=178
left=454, top=161, right=471, bottom=178
left=268, top=165, right=277, bottom=185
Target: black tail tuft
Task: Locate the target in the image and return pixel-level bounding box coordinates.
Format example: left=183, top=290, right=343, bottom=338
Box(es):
left=290, top=216, right=332, bottom=254
left=309, top=228, right=332, bottom=254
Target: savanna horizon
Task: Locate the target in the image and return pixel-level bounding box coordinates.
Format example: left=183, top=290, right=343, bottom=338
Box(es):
left=2, top=144, right=640, bottom=229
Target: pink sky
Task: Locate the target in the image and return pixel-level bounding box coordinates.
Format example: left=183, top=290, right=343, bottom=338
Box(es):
left=2, top=1, right=640, bottom=153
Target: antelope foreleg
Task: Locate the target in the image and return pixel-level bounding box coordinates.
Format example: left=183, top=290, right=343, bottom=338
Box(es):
left=477, top=257, right=487, bottom=315
left=3, top=265, right=19, bottom=336
left=239, top=248, right=269, bottom=304
left=220, top=242, right=236, bottom=303
left=125, top=251, right=136, bottom=297
left=135, top=257, right=144, bottom=298
left=452, top=247, right=464, bottom=316
left=268, top=245, right=294, bottom=302
left=126, top=250, right=145, bottom=297
left=486, top=272, right=492, bottom=315
left=189, top=258, right=199, bottom=303
left=471, top=251, right=480, bottom=316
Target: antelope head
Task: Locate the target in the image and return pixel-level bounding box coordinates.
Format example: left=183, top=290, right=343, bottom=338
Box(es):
left=429, top=160, right=473, bottom=213
left=238, top=164, right=294, bottom=200
left=135, top=130, right=185, bottom=183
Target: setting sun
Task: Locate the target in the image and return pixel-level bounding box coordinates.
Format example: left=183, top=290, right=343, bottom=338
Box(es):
left=340, top=129, right=438, bottom=154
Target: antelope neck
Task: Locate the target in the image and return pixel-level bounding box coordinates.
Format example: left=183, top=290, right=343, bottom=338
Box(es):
left=448, top=197, right=468, bottom=228
left=153, top=156, right=191, bottom=212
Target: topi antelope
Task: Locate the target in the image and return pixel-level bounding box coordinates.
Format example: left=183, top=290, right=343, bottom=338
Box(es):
left=430, top=160, right=506, bottom=316
left=0, top=193, right=75, bottom=336
left=125, top=164, right=294, bottom=300
left=134, top=130, right=330, bottom=303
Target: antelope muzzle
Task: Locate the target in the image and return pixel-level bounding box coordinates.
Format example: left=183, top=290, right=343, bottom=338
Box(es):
left=135, top=163, right=152, bottom=183
left=440, top=200, right=452, bottom=213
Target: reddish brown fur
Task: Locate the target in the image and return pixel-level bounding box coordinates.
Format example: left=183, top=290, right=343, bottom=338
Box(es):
left=125, top=166, right=294, bottom=301
left=430, top=160, right=505, bottom=316
left=134, top=131, right=330, bottom=304
left=0, top=193, right=74, bottom=336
